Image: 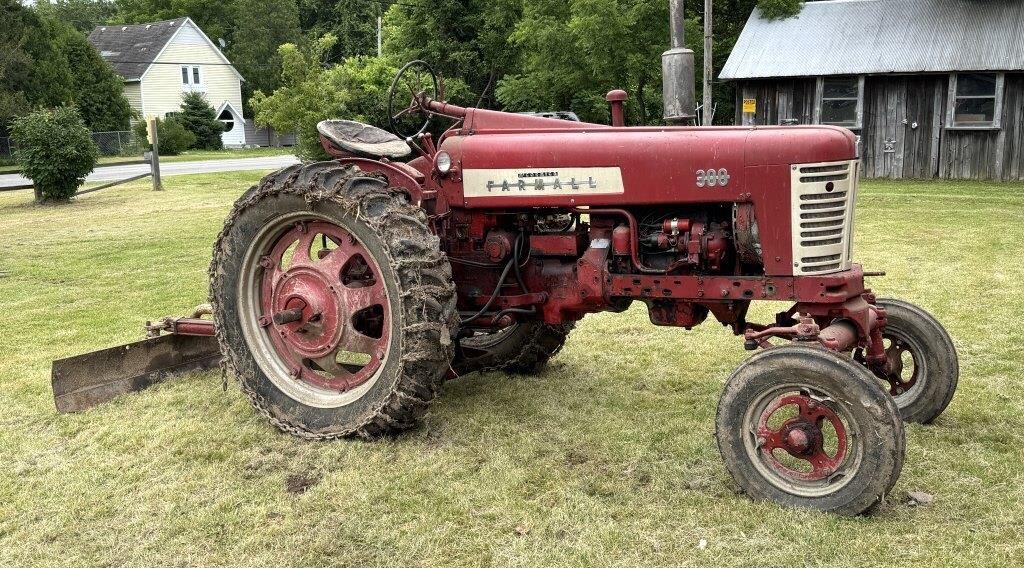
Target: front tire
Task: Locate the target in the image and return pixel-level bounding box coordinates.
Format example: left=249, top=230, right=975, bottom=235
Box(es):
left=210, top=162, right=458, bottom=439
left=859, top=298, right=959, bottom=424
left=716, top=345, right=905, bottom=516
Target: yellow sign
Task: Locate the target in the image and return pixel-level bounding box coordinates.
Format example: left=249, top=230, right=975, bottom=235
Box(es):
left=742, top=99, right=757, bottom=113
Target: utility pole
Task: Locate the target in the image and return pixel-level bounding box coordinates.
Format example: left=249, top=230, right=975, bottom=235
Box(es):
left=703, top=0, right=713, bottom=125
left=377, top=16, right=382, bottom=57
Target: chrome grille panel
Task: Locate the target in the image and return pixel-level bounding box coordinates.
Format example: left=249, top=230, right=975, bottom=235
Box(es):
left=791, top=160, right=858, bottom=274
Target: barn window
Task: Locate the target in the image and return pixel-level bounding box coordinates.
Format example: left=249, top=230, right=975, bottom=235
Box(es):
left=816, top=76, right=863, bottom=128
left=948, top=73, right=1003, bottom=129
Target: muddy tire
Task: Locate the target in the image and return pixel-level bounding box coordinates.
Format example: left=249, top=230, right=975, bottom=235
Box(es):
left=209, top=162, right=458, bottom=439
left=863, top=298, right=958, bottom=424
left=455, top=321, right=574, bottom=375
left=716, top=344, right=905, bottom=516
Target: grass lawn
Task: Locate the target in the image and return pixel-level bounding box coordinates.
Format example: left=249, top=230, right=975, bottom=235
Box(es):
left=0, top=147, right=294, bottom=174
left=0, top=172, right=1022, bottom=566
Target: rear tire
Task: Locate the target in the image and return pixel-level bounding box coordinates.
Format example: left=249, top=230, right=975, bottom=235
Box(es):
left=716, top=344, right=904, bottom=516
left=455, top=321, right=574, bottom=375
left=209, top=162, right=458, bottom=439
left=860, top=298, right=958, bottom=424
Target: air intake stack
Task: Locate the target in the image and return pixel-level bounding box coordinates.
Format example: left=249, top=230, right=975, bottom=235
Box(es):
left=662, top=0, right=697, bottom=124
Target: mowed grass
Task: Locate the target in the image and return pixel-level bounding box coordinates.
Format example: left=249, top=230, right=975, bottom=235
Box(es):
left=0, top=173, right=1022, bottom=567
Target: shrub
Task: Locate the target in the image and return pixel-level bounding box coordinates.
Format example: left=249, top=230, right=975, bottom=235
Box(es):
left=178, top=92, right=224, bottom=150
left=133, top=117, right=196, bottom=156
left=11, top=107, right=99, bottom=202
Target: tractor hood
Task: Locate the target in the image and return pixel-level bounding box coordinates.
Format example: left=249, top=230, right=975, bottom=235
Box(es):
left=439, top=123, right=857, bottom=208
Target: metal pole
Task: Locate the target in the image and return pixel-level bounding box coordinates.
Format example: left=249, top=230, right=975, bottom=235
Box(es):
left=377, top=16, right=382, bottom=57
left=703, top=0, right=713, bottom=125
left=669, top=0, right=686, bottom=49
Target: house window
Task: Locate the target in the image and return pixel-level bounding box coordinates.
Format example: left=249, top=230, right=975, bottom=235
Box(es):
left=218, top=109, right=235, bottom=132
left=948, top=73, right=1003, bottom=128
left=816, top=76, right=863, bottom=128
left=181, top=65, right=202, bottom=87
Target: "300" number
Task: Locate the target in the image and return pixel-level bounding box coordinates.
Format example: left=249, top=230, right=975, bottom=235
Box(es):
left=696, top=168, right=730, bottom=188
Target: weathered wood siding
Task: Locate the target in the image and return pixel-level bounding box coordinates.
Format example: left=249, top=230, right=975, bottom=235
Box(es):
left=734, top=73, right=1024, bottom=181
left=734, top=79, right=815, bottom=126
left=861, top=76, right=944, bottom=179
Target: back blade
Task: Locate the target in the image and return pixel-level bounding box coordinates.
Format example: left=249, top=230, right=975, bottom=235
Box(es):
left=51, top=334, right=221, bottom=413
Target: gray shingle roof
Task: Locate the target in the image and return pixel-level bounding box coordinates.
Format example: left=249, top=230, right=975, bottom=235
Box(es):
left=720, top=0, right=1024, bottom=80
left=87, top=17, right=188, bottom=82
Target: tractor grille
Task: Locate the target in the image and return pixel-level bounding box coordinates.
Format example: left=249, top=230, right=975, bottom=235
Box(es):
left=790, top=160, right=858, bottom=275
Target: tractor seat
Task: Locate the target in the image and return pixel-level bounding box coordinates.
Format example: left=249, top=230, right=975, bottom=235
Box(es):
left=316, top=120, right=412, bottom=160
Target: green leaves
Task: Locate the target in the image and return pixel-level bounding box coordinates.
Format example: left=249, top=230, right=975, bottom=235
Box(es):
left=252, top=38, right=410, bottom=159
left=11, top=107, right=99, bottom=202
left=1, top=2, right=132, bottom=133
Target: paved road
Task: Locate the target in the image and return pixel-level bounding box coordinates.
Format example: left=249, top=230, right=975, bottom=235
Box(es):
left=0, top=155, right=300, bottom=189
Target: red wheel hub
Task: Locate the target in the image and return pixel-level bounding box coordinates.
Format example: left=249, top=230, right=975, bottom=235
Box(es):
left=756, top=394, right=848, bottom=482
left=259, top=220, right=390, bottom=392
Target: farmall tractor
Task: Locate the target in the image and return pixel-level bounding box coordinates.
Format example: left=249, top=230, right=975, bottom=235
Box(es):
left=53, top=59, right=959, bottom=516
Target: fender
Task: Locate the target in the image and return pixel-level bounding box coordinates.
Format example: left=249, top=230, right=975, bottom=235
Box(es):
left=331, top=157, right=428, bottom=203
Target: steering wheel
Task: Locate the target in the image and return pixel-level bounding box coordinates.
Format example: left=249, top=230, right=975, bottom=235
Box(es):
left=387, top=60, right=440, bottom=139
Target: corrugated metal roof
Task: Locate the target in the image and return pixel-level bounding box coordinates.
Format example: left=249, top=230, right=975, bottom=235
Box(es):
left=87, top=18, right=188, bottom=81
left=720, top=0, right=1024, bottom=80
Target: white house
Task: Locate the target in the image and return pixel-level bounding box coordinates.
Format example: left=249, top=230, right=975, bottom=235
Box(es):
left=88, top=17, right=247, bottom=146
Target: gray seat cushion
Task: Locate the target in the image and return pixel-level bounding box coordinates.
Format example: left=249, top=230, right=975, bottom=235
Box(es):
left=316, top=120, right=412, bottom=160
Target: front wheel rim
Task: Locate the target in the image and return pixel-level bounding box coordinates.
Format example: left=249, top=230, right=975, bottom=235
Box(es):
left=238, top=213, right=393, bottom=408
left=743, top=384, right=864, bottom=498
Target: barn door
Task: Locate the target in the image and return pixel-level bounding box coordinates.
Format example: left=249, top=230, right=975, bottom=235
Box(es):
left=901, top=77, right=943, bottom=179
left=862, top=76, right=942, bottom=179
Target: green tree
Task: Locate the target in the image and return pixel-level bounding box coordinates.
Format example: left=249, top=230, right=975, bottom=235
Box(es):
left=495, top=0, right=669, bottom=124
left=178, top=91, right=224, bottom=150
left=113, top=0, right=233, bottom=41
left=12, top=107, right=99, bottom=203
left=489, top=0, right=807, bottom=125
left=1, top=1, right=132, bottom=134
left=133, top=116, right=195, bottom=155
left=251, top=35, right=350, bottom=158
left=384, top=0, right=523, bottom=108
left=252, top=36, right=404, bottom=159
left=57, top=26, right=135, bottom=130
left=298, top=0, right=389, bottom=62
left=228, top=0, right=300, bottom=115
left=35, top=0, right=118, bottom=32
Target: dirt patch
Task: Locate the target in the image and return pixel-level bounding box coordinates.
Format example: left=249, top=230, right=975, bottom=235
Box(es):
left=285, top=471, right=321, bottom=494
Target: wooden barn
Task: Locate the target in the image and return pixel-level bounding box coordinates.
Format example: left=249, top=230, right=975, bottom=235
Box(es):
left=719, top=0, right=1024, bottom=181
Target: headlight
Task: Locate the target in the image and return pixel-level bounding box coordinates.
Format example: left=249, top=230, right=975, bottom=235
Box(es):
left=435, top=151, right=452, bottom=175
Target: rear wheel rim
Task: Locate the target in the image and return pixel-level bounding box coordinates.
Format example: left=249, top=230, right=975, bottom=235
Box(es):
left=239, top=213, right=392, bottom=408
left=743, top=384, right=863, bottom=497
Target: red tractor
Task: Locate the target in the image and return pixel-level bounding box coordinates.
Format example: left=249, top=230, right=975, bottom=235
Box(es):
left=53, top=61, right=958, bottom=516
left=209, top=62, right=958, bottom=515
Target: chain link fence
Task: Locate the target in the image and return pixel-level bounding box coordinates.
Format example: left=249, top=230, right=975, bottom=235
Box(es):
left=0, top=131, right=145, bottom=160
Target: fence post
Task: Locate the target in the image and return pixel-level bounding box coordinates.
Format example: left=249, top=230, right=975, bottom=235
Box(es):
left=146, top=117, right=163, bottom=191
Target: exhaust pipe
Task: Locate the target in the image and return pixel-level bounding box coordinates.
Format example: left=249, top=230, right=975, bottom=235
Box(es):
left=662, top=0, right=697, bottom=124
